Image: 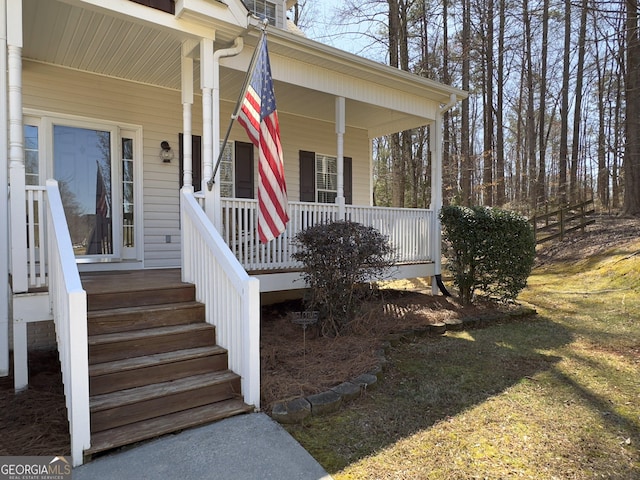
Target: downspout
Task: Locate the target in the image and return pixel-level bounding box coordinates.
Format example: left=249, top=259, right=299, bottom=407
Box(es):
left=0, top=0, right=9, bottom=376
left=204, top=36, right=244, bottom=231
left=432, top=93, right=457, bottom=296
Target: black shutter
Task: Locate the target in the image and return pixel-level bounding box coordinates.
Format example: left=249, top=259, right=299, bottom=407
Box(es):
left=299, top=150, right=316, bottom=202
left=179, top=134, right=202, bottom=192
left=235, top=141, right=254, bottom=198
left=344, top=157, right=353, bottom=205
left=129, top=0, right=175, bottom=14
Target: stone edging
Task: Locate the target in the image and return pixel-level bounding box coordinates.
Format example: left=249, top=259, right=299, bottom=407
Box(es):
left=270, top=305, right=537, bottom=424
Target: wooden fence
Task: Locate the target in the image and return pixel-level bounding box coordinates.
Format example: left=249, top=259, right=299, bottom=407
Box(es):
left=529, top=199, right=596, bottom=244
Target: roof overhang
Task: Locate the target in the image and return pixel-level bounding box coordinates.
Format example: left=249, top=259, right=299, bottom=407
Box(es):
left=22, top=0, right=467, bottom=137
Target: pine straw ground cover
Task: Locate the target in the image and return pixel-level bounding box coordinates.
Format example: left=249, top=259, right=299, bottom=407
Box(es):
left=260, top=286, right=511, bottom=411
left=0, top=351, right=70, bottom=456
left=0, top=281, right=507, bottom=457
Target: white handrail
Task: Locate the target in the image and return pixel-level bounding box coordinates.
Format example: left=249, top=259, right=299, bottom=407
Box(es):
left=181, top=189, right=260, bottom=408
left=45, top=180, right=90, bottom=467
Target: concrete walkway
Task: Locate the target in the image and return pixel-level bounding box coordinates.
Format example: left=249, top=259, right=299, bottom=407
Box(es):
left=73, top=413, right=333, bottom=480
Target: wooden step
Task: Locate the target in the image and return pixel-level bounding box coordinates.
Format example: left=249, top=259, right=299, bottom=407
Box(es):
left=89, top=323, right=216, bottom=364
left=90, top=371, right=242, bottom=432
left=87, top=301, right=206, bottom=335
left=87, top=399, right=254, bottom=456
left=87, top=283, right=196, bottom=311
left=89, top=346, right=229, bottom=395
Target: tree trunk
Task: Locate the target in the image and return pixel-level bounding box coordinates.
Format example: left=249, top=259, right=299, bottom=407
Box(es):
left=523, top=0, right=536, bottom=210
left=442, top=0, right=455, bottom=205
left=483, top=0, right=494, bottom=206
left=461, top=0, right=472, bottom=206
left=594, top=16, right=608, bottom=208
left=536, top=0, right=550, bottom=206
left=622, top=0, right=640, bottom=215
left=570, top=0, right=588, bottom=203
left=495, top=0, right=506, bottom=206
left=558, top=0, right=571, bottom=204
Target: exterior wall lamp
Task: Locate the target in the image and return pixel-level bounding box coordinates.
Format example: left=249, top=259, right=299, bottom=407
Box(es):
left=160, top=140, right=174, bottom=163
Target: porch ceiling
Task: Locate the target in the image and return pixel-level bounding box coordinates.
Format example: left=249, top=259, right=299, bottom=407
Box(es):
left=22, top=0, right=465, bottom=136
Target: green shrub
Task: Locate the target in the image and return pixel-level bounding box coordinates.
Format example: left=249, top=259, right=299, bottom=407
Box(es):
left=292, top=220, right=394, bottom=336
left=440, top=205, right=536, bottom=305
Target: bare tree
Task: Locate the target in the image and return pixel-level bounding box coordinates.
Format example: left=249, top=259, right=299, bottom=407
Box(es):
left=622, top=0, right=640, bottom=215
left=536, top=0, right=550, bottom=206
left=569, top=0, right=589, bottom=202
left=558, top=0, right=571, bottom=204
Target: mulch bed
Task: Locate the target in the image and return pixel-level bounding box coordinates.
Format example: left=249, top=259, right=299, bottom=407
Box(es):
left=259, top=289, right=510, bottom=411
left=0, top=350, right=70, bottom=456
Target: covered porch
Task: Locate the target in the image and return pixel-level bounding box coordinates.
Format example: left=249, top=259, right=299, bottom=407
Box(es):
left=2, top=0, right=466, bottom=465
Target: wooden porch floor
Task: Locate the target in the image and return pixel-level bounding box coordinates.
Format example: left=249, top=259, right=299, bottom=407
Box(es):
left=80, top=269, right=184, bottom=295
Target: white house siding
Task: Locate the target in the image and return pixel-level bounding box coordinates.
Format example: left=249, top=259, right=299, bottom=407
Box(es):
left=22, top=61, right=197, bottom=269
left=21, top=61, right=375, bottom=269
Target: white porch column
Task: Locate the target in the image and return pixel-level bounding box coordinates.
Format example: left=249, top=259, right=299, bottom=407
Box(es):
left=201, top=38, right=214, bottom=192
left=335, top=96, right=346, bottom=219
left=206, top=38, right=222, bottom=232
left=181, top=42, right=194, bottom=193
left=430, top=94, right=457, bottom=295
left=8, top=0, right=26, bottom=295
left=429, top=115, right=443, bottom=295
left=0, top=0, right=9, bottom=376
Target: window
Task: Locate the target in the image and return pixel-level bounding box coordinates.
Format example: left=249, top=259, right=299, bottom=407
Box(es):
left=244, top=0, right=277, bottom=26
left=219, top=141, right=235, bottom=198
left=179, top=139, right=253, bottom=198
left=316, top=154, right=338, bottom=203
left=299, top=150, right=352, bottom=204
left=24, top=125, right=40, bottom=186
left=221, top=141, right=255, bottom=198
left=122, top=138, right=135, bottom=248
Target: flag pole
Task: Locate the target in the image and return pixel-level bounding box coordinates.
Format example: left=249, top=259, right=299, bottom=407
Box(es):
left=207, top=20, right=268, bottom=191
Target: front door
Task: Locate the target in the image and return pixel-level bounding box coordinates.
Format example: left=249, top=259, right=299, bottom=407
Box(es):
left=42, top=119, right=142, bottom=264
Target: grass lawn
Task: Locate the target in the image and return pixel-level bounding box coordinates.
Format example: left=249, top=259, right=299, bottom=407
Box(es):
left=284, top=239, right=640, bottom=479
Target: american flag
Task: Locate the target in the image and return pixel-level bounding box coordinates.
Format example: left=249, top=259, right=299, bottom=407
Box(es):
left=237, top=35, right=289, bottom=244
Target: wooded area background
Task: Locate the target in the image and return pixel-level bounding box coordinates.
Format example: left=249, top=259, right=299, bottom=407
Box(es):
left=291, top=0, right=640, bottom=217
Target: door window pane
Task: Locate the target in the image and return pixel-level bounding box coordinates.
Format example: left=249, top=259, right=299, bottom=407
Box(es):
left=53, top=125, right=113, bottom=256
left=122, top=138, right=134, bottom=248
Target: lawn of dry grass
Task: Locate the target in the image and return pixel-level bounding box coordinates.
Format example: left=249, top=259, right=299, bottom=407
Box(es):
left=285, top=218, right=640, bottom=479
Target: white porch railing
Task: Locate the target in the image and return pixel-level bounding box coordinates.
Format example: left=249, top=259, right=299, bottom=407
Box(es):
left=22, top=185, right=48, bottom=289
left=221, top=199, right=435, bottom=271
left=45, top=180, right=91, bottom=467
left=181, top=189, right=261, bottom=409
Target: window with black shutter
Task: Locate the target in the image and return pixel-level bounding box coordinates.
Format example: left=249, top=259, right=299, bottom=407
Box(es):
left=299, top=150, right=352, bottom=204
